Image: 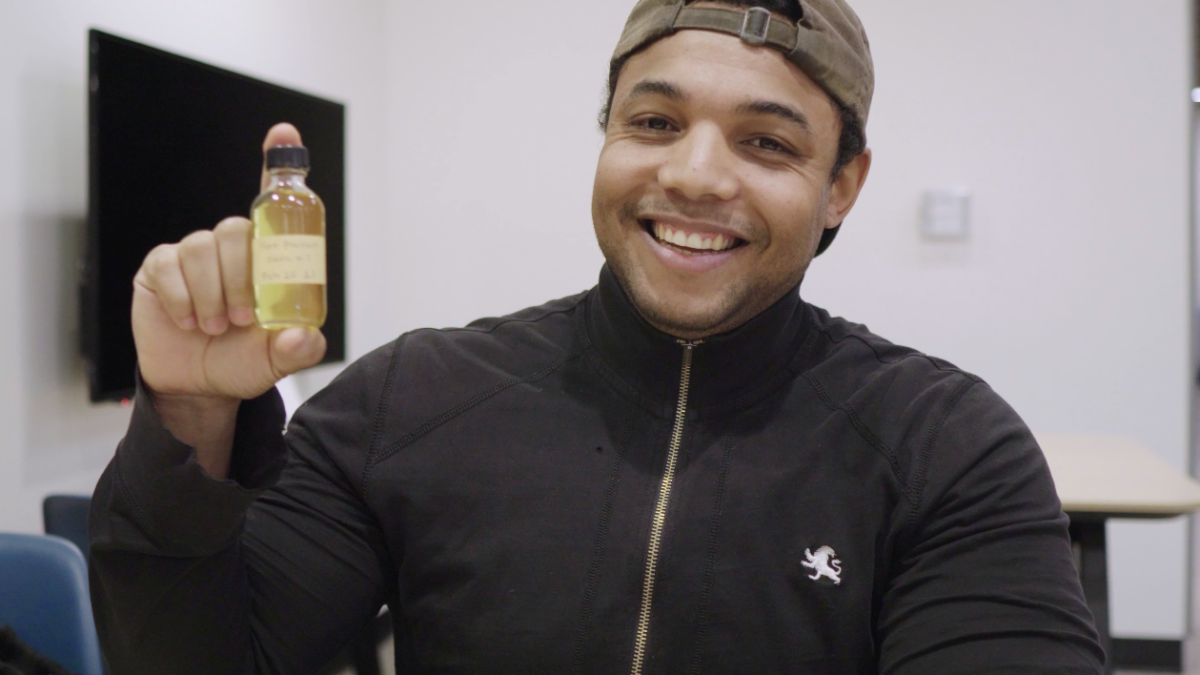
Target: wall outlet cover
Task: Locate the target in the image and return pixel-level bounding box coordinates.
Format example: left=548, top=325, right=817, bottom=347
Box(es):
left=921, top=189, right=971, bottom=241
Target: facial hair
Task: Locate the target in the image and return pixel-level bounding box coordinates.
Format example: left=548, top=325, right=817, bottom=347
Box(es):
left=599, top=188, right=830, bottom=339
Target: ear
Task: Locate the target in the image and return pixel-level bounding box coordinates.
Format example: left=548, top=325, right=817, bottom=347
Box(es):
left=825, top=148, right=872, bottom=229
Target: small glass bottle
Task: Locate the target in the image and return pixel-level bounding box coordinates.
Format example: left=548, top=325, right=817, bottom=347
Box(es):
left=251, top=145, right=327, bottom=329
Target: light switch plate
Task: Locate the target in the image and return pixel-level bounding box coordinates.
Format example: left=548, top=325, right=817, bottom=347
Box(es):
left=921, top=189, right=971, bottom=240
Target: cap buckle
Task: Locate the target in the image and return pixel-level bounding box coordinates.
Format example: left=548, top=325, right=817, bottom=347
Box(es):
left=740, top=7, right=772, bottom=46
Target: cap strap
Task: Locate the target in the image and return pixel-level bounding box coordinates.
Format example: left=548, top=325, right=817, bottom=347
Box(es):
left=672, top=6, right=799, bottom=53
left=740, top=7, right=771, bottom=45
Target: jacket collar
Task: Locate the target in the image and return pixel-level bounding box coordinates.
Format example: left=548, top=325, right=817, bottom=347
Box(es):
left=585, top=265, right=812, bottom=413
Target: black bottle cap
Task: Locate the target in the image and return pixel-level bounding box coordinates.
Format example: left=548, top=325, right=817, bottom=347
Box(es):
left=266, top=145, right=309, bottom=170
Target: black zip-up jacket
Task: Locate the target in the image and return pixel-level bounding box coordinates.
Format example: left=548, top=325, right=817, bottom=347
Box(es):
left=90, top=267, right=1104, bottom=674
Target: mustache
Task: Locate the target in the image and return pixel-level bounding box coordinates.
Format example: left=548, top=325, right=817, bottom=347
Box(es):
left=620, top=198, right=754, bottom=234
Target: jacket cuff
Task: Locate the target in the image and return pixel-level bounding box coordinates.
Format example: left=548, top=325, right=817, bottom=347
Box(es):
left=111, top=369, right=289, bottom=556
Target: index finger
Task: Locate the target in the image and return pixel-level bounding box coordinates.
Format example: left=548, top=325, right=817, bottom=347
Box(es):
left=260, top=122, right=304, bottom=191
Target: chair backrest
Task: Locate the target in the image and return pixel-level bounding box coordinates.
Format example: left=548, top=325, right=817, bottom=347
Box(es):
left=0, top=533, right=104, bottom=675
left=43, top=495, right=92, bottom=561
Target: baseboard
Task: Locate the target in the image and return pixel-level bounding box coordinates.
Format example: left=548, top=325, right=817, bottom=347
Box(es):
left=1111, top=638, right=1182, bottom=672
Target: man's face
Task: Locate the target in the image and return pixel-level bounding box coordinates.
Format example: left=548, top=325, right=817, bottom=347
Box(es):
left=592, top=27, right=870, bottom=339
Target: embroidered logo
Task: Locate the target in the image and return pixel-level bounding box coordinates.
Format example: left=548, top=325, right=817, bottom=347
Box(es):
left=802, top=546, right=843, bottom=585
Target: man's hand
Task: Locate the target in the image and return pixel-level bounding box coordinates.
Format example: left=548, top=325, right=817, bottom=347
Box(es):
left=131, top=123, right=326, bottom=478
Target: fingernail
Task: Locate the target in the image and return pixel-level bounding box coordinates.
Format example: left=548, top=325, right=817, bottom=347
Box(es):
left=205, top=317, right=228, bottom=334
left=230, top=307, right=254, bottom=325
left=179, top=315, right=197, bottom=330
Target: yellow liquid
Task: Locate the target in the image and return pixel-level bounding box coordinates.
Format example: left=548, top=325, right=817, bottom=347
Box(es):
left=251, top=186, right=327, bottom=329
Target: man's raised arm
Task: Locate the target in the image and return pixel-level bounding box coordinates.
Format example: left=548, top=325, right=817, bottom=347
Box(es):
left=88, top=124, right=390, bottom=674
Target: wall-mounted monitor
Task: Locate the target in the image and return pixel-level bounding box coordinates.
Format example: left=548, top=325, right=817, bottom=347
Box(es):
left=84, top=29, right=346, bottom=403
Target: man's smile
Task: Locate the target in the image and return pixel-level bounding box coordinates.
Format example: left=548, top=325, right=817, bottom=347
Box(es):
left=635, top=215, right=750, bottom=274
left=643, top=219, right=743, bottom=253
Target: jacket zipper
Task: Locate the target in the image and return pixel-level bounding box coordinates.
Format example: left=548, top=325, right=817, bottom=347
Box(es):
left=630, top=340, right=700, bottom=675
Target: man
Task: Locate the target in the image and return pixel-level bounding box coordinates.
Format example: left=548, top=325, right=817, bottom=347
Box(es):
left=90, top=0, right=1105, bottom=673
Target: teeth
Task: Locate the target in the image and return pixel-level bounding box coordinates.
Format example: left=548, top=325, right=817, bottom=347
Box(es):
left=650, top=220, right=738, bottom=252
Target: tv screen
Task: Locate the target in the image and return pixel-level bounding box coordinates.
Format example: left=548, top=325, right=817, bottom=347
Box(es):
left=85, top=29, right=345, bottom=403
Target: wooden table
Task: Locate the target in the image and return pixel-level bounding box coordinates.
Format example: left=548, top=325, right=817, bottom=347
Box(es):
left=1036, top=433, right=1200, bottom=673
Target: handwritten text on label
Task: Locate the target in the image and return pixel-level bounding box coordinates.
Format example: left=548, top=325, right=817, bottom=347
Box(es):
left=252, top=235, right=326, bottom=285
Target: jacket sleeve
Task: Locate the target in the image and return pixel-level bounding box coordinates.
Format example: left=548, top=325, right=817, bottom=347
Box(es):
left=876, top=380, right=1106, bottom=674
left=89, top=346, right=398, bottom=675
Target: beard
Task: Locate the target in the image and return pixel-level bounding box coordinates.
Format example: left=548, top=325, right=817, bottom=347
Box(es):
left=596, top=196, right=817, bottom=339
left=607, top=251, right=771, bottom=337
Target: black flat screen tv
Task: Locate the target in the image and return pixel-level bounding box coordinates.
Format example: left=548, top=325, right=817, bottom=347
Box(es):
left=85, top=29, right=345, bottom=403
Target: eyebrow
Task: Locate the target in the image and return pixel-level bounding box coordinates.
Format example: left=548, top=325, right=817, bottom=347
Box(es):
left=625, top=79, right=686, bottom=103
left=622, top=80, right=812, bottom=135
left=735, top=100, right=812, bottom=134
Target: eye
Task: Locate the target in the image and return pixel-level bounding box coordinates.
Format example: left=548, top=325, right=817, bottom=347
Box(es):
left=747, top=136, right=792, bottom=154
left=630, top=115, right=676, bottom=132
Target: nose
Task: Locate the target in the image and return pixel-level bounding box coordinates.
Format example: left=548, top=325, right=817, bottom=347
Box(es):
left=657, top=122, right=740, bottom=203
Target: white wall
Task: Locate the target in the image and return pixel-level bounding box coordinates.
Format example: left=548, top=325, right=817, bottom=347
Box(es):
left=382, top=0, right=1192, bottom=640
left=0, top=0, right=389, bottom=531
left=382, top=1, right=617, bottom=331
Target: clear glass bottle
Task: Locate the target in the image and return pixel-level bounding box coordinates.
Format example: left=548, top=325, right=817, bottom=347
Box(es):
left=251, top=145, right=327, bottom=329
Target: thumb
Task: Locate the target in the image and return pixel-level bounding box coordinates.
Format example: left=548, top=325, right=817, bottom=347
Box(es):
left=261, top=122, right=304, bottom=191
left=269, top=327, right=327, bottom=379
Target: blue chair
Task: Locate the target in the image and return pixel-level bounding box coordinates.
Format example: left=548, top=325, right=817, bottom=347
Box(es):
left=43, top=495, right=92, bottom=561
left=0, top=533, right=104, bottom=675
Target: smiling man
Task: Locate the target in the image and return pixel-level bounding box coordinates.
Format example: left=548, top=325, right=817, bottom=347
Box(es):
left=90, top=1, right=1104, bottom=673
left=593, top=5, right=867, bottom=341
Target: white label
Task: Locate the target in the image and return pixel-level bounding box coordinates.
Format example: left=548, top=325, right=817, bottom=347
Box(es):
left=252, top=235, right=326, bottom=285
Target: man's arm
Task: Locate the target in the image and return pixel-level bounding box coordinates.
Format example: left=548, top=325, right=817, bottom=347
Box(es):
left=876, top=381, right=1105, bottom=674
left=89, top=350, right=396, bottom=675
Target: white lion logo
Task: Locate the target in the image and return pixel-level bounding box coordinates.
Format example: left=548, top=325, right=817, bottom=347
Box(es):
left=802, top=546, right=843, bottom=585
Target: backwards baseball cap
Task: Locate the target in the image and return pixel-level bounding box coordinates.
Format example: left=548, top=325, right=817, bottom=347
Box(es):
left=610, top=0, right=874, bottom=254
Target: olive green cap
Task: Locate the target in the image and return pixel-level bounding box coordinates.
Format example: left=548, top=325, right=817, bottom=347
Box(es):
left=611, top=0, right=874, bottom=128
